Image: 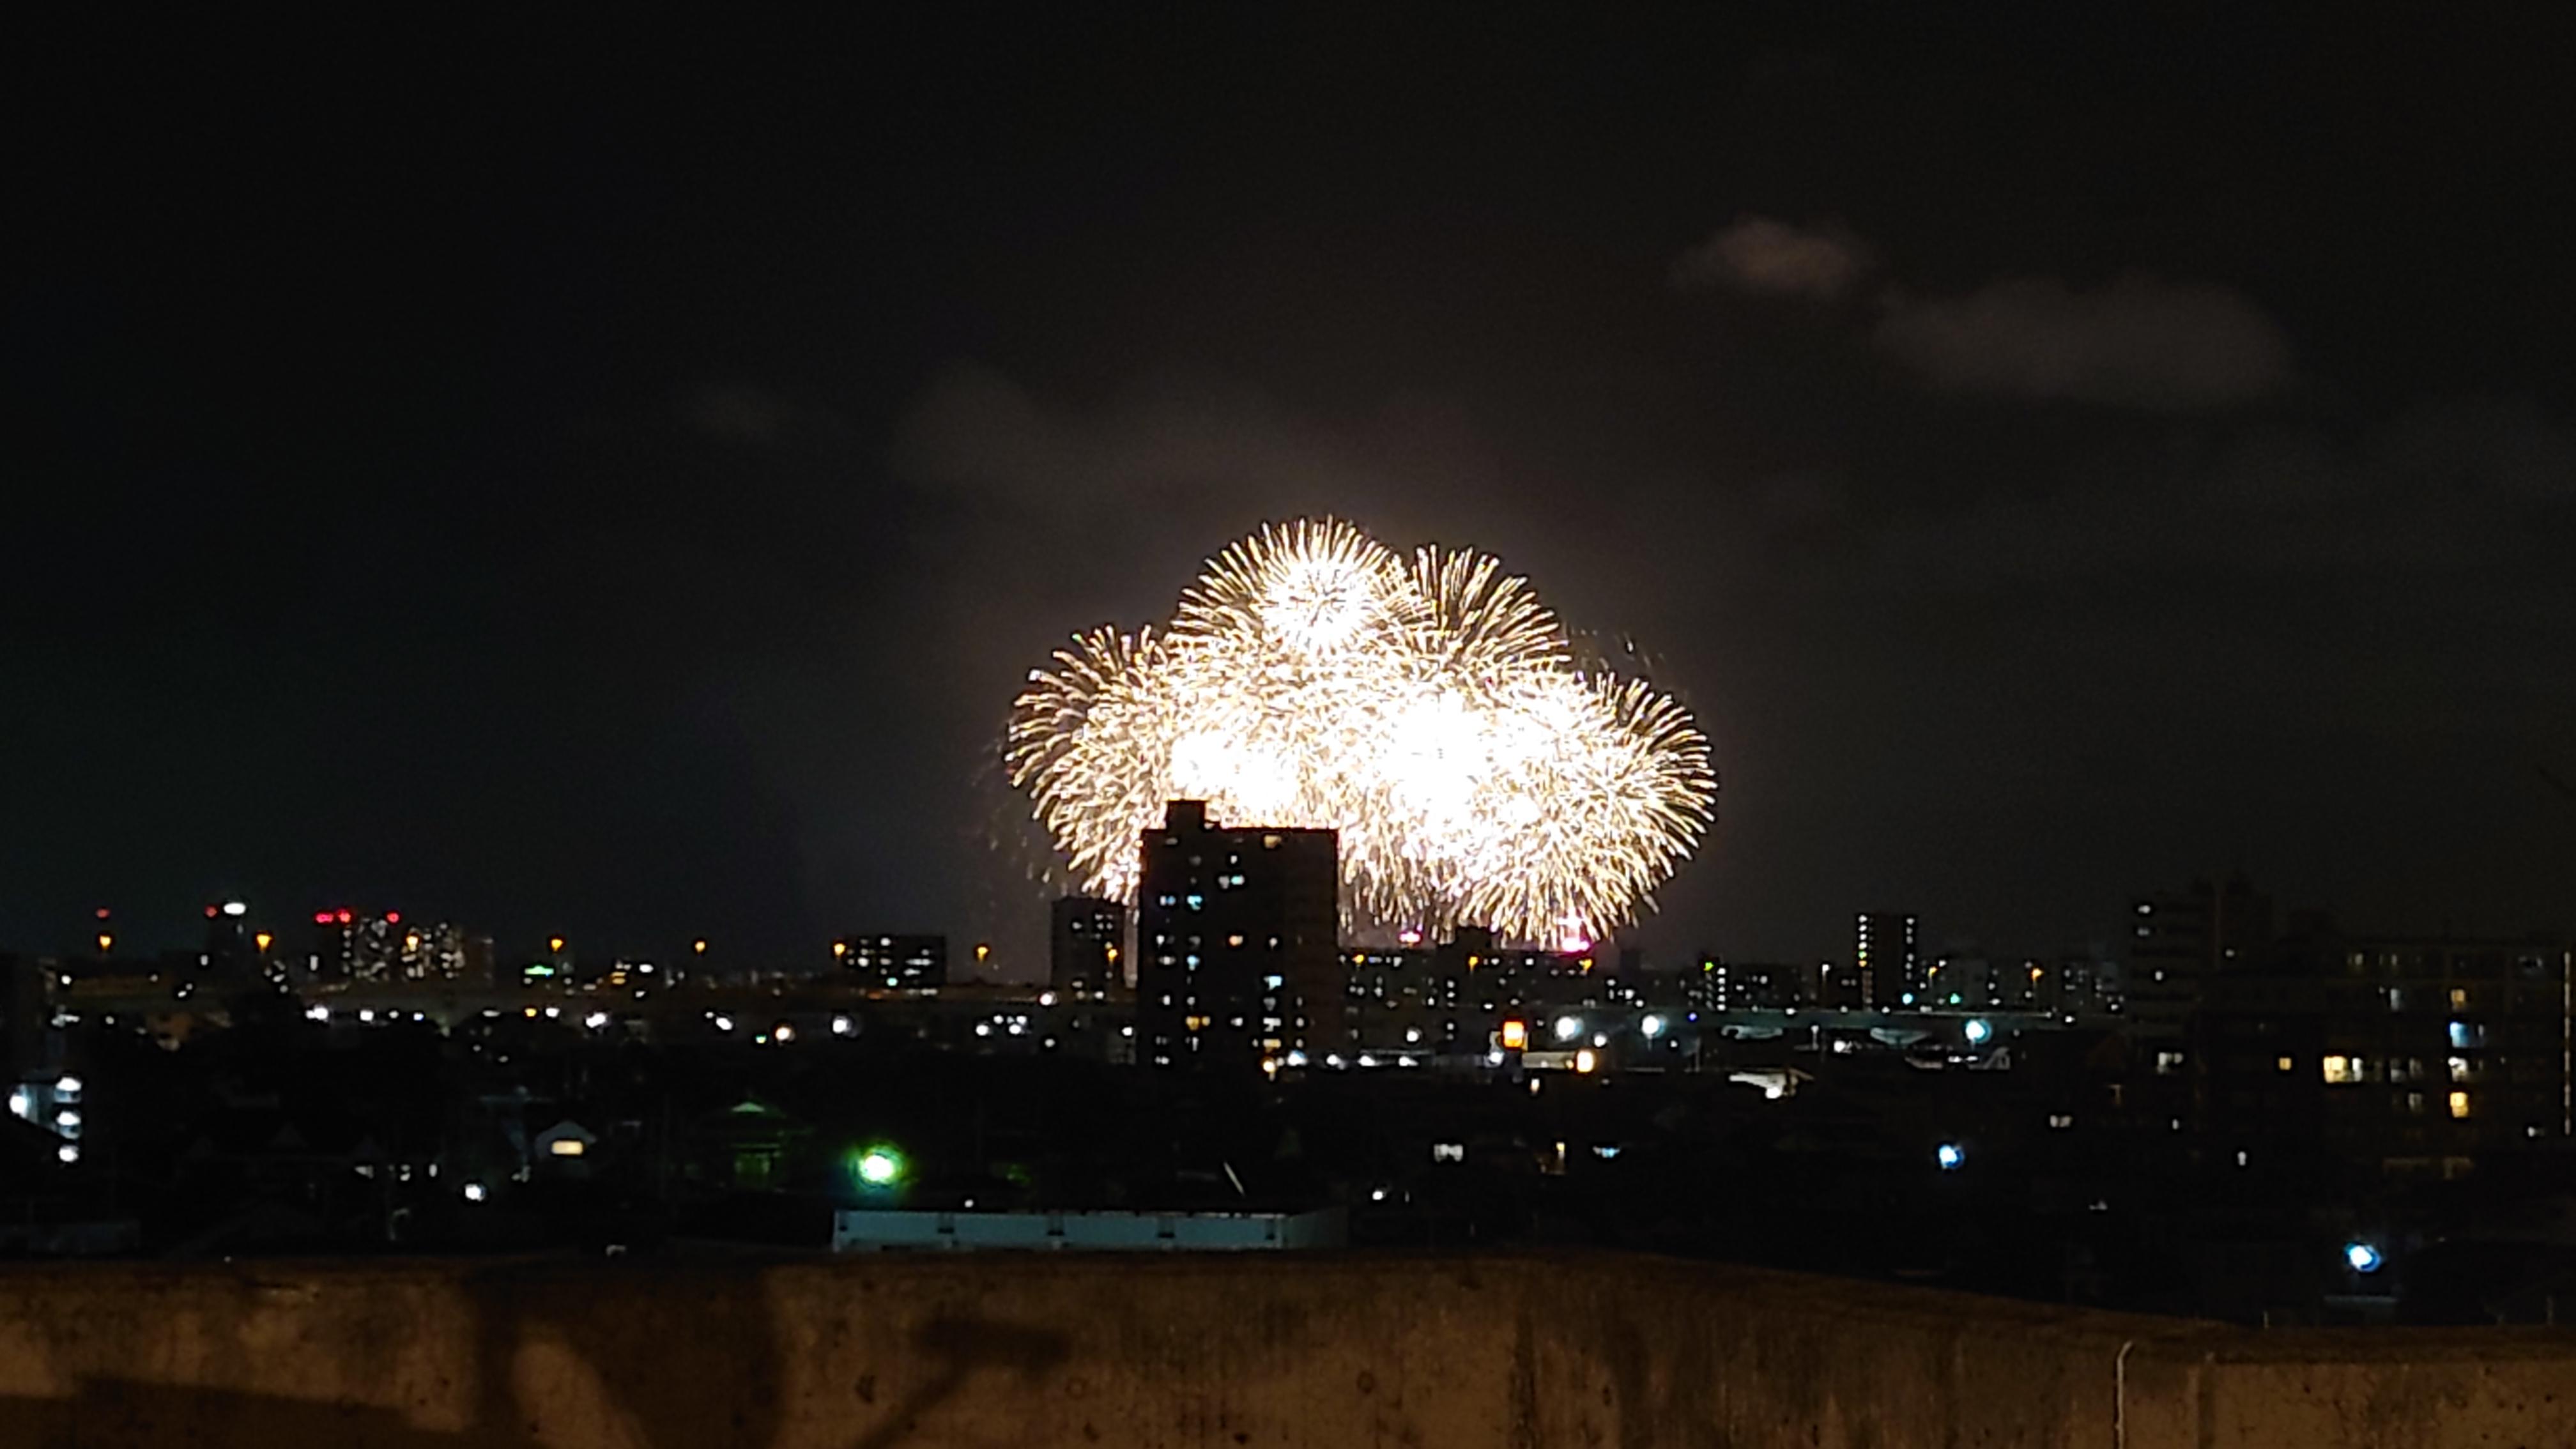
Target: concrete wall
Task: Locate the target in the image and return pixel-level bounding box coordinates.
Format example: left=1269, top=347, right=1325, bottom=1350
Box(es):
left=2, top=1252, right=2573, bottom=1447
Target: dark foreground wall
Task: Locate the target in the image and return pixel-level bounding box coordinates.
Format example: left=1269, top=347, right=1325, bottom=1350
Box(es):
left=2, top=1253, right=2573, bottom=1447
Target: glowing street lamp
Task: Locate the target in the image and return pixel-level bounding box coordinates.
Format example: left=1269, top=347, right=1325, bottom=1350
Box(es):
left=852, top=1146, right=906, bottom=1190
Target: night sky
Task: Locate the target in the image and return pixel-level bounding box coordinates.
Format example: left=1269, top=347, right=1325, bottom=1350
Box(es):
left=10, top=12, right=2574, bottom=973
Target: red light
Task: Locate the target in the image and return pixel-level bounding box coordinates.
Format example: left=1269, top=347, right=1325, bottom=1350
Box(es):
left=384, top=910, right=400, bottom=924
left=335, top=909, right=353, bottom=924
left=204, top=905, right=219, bottom=918
left=94, top=907, right=111, bottom=920
left=314, top=912, right=334, bottom=925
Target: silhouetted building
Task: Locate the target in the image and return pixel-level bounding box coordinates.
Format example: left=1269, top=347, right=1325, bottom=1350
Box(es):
left=309, top=909, right=402, bottom=983
left=1, top=953, right=40, bottom=1079
left=2128, top=877, right=2273, bottom=1043
left=198, top=901, right=253, bottom=981
left=1136, top=800, right=1339, bottom=1070
left=2192, top=929, right=2574, bottom=1172
left=1049, top=896, right=1127, bottom=995
left=1854, top=912, right=1919, bottom=1008
left=841, top=935, right=947, bottom=990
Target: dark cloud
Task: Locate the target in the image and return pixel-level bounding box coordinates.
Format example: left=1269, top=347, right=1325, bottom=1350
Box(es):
left=1671, top=216, right=1878, bottom=300
left=1675, top=218, right=2295, bottom=410
left=1873, top=274, right=2294, bottom=410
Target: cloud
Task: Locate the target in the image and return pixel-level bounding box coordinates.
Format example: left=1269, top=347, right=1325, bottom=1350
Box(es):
left=1873, top=274, right=2294, bottom=410
left=1670, top=216, right=1876, bottom=300
left=683, top=381, right=797, bottom=444
left=1671, top=217, right=2295, bottom=410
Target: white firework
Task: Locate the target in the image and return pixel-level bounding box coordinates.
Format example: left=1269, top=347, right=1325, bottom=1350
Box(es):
left=1008, top=519, right=1713, bottom=944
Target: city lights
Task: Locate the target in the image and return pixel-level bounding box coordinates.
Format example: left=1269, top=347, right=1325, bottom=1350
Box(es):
left=1640, top=1013, right=1667, bottom=1039
left=1936, top=1143, right=1965, bottom=1170
left=1553, top=1015, right=1582, bottom=1043
left=2344, top=1241, right=2384, bottom=1273
left=1963, top=1018, right=1993, bottom=1045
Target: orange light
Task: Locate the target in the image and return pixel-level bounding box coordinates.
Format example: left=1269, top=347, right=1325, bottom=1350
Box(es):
left=693, top=939, right=707, bottom=954
left=548, top=936, right=565, bottom=953
left=1499, top=1019, right=1528, bottom=1050
left=831, top=940, right=848, bottom=959
left=255, top=932, right=273, bottom=952
left=95, top=933, right=113, bottom=954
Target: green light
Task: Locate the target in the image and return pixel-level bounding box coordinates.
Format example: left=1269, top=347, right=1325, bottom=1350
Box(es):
left=854, top=1146, right=904, bottom=1188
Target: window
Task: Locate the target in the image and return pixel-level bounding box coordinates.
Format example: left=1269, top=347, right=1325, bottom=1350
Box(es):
left=2449, top=1020, right=2487, bottom=1050
left=2449, top=1091, right=2472, bottom=1120
left=2448, top=1055, right=2474, bottom=1083
left=2322, top=1055, right=2368, bottom=1084
left=2155, top=1050, right=2186, bottom=1075
left=2276, top=1055, right=2295, bottom=1073
left=2450, top=987, right=2469, bottom=1010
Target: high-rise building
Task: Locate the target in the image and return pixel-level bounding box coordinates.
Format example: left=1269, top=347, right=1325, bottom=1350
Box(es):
left=1853, top=912, right=1919, bottom=1008
left=310, top=909, right=401, bottom=983
left=308, top=909, right=481, bottom=983
left=2191, top=930, right=2573, bottom=1170
left=1136, top=800, right=1339, bottom=1070
left=1049, top=896, right=1128, bottom=995
left=198, top=900, right=254, bottom=981
left=841, top=935, right=947, bottom=990
left=2127, top=877, right=2272, bottom=1042
left=1, top=953, right=41, bottom=1079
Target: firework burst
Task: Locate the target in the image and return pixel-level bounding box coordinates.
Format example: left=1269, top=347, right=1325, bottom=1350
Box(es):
left=1008, top=519, right=1714, bottom=944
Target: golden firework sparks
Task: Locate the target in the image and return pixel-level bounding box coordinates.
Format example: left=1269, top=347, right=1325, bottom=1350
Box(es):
left=1008, top=519, right=1713, bottom=945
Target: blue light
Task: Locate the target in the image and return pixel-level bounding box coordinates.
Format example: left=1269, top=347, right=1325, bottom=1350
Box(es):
left=1935, top=1142, right=1965, bottom=1170
left=2344, top=1241, right=2383, bottom=1273
left=1964, top=1018, right=1993, bottom=1045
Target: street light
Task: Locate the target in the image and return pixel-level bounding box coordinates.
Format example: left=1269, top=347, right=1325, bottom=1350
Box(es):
left=1936, top=1142, right=1965, bottom=1170
left=854, top=1146, right=905, bottom=1188
left=2344, top=1241, right=2384, bottom=1273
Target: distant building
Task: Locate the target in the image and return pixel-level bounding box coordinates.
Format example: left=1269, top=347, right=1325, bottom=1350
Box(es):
left=2191, top=929, right=2574, bottom=1172
left=841, top=935, right=947, bottom=990
left=2127, top=877, right=2272, bottom=1043
left=1136, top=801, right=1339, bottom=1070
left=833, top=1206, right=1345, bottom=1253
left=1048, top=896, right=1127, bottom=995
left=1692, top=958, right=1820, bottom=1011
left=309, top=910, right=399, bottom=983
left=308, top=910, right=483, bottom=983
left=197, top=901, right=254, bottom=981
left=1, top=954, right=42, bottom=1079
left=1853, top=912, right=1919, bottom=1008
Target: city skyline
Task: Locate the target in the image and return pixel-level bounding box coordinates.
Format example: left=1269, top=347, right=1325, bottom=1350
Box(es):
left=10, top=12, right=2573, bottom=972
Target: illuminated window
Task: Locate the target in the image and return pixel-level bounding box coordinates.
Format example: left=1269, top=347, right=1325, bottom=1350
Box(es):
left=2322, top=1055, right=2367, bottom=1084
left=2276, top=1055, right=2294, bottom=1073
left=549, top=1139, right=586, bottom=1158
left=2449, top=987, right=2468, bottom=1009
left=2449, top=1091, right=2472, bottom=1120
left=2448, top=1055, right=2473, bottom=1083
